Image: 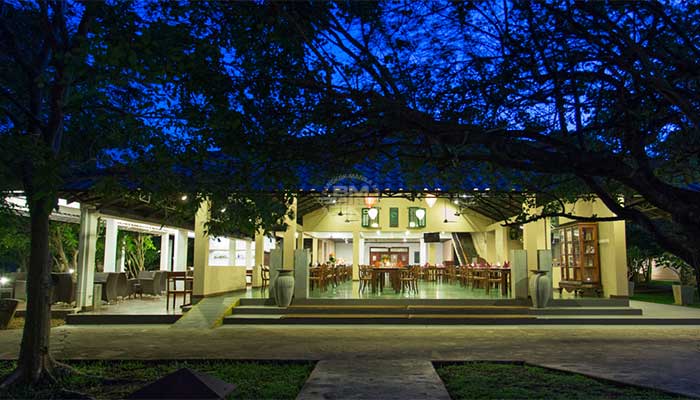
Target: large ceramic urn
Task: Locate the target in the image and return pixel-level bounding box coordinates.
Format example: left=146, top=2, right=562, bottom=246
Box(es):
left=273, top=269, right=295, bottom=307
left=529, top=270, right=552, bottom=308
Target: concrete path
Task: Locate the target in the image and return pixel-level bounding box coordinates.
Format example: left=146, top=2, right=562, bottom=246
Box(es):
left=1, top=325, right=699, bottom=397
left=171, top=294, right=239, bottom=329
left=297, top=359, right=450, bottom=400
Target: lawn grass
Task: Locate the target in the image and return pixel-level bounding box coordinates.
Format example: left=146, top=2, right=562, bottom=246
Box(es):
left=631, top=281, right=700, bottom=308
left=0, top=360, right=315, bottom=399
left=435, top=361, right=688, bottom=400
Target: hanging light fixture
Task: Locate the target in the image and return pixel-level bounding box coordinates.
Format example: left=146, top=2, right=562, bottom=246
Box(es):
left=425, top=194, right=437, bottom=208
left=364, top=196, right=377, bottom=209
left=415, top=208, right=426, bottom=220
left=367, top=207, right=378, bottom=220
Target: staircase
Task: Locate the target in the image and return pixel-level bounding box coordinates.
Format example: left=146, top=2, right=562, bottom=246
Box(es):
left=225, top=303, right=535, bottom=324
left=451, top=232, right=479, bottom=265
left=221, top=298, right=655, bottom=325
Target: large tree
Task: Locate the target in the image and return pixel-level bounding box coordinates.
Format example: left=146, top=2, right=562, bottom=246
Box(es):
left=0, top=1, right=299, bottom=386
left=230, top=1, right=700, bottom=286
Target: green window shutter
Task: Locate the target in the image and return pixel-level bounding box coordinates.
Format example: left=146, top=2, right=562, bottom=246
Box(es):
left=389, top=208, right=399, bottom=227
left=408, top=207, right=426, bottom=228
left=361, top=208, right=370, bottom=228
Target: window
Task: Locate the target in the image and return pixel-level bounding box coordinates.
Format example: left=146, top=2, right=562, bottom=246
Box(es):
left=408, top=207, right=426, bottom=228
left=361, top=208, right=380, bottom=228
left=389, top=207, right=399, bottom=227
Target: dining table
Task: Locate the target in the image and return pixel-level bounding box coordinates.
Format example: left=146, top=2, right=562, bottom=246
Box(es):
left=371, top=267, right=402, bottom=294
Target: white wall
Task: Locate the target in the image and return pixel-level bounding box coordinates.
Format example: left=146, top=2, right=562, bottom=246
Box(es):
left=334, top=242, right=354, bottom=264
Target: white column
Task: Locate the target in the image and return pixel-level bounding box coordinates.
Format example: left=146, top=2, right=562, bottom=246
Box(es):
left=193, top=200, right=211, bottom=297
left=117, top=242, right=125, bottom=272
left=253, top=230, right=264, bottom=287
left=228, top=237, right=237, bottom=266
left=246, top=240, right=253, bottom=267
left=352, top=230, right=360, bottom=280
left=103, top=218, right=118, bottom=273
left=76, top=205, right=98, bottom=310
left=419, top=238, right=427, bottom=265
left=159, top=233, right=171, bottom=271
left=359, top=238, right=365, bottom=264
left=311, top=237, right=318, bottom=265
left=173, top=229, right=188, bottom=271
left=283, top=197, right=297, bottom=270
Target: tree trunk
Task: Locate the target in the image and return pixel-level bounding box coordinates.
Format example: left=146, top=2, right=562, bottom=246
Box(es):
left=2, top=197, right=57, bottom=386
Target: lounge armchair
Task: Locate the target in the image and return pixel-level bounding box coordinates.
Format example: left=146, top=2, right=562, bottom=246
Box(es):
left=94, top=272, right=124, bottom=302
left=136, top=271, right=159, bottom=295
left=51, top=272, right=76, bottom=304
left=154, top=271, right=167, bottom=295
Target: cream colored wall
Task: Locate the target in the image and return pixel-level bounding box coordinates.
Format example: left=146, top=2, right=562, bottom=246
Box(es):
left=556, top=200, right=628, bottom=296
left=193, top=200, right=249, bottom=297
left=303, top=197, right=493, bottom=233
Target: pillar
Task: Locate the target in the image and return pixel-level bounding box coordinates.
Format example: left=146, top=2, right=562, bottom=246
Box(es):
left=283, top=197, right=297, bottom=269
left=359, top=237, right=365, bottom=264
left=253, top=230, right=264, bottom=287
left=419, top=238, right=427, bottom=265
left=427, top=243, right=437, bottom=264
left=117, top=242, right=125, bottom=272
left=173, top=229, right=188, bottom=271
left=159, top=232, right=171, bottom=271
left=193, top=200, right=211, bottom=297
left=352, top=230, right=360, bottom=280
left=311, top=237, right=318, bottom=265
left=494, top=226, right=508, bottom=263
left=76, top=205, right=98, bottom=311
left=103, top=218, right=118, bottom=273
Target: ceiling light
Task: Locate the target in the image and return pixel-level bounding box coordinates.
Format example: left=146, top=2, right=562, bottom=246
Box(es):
left=364, top=196, right=377, bottom=208
left=425, top=194, right=437, bottom=208
left=180, top=195, right=188, bottom=201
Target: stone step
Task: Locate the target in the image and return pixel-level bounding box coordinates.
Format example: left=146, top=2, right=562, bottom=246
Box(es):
left=230, top=304, right=642, bottom=316
left=224, top=313, right=536, bottom=325
left=223, top=314, right=700, bottom=325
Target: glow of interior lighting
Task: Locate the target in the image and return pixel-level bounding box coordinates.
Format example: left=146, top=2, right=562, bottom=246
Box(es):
left=425, top=194, right=437, bottom=208
left=180, top=195, right=188, bottom=201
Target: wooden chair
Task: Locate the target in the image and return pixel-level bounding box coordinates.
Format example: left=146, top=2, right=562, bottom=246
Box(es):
left=400, top=266, right=419, bottom=294
left=166, top=271, right=193, bottom=310
left=309, top=265, right=325, bottom=292
left=471, top=264, right=489, bottom=290
left=260, top=265, right=270, bottom=292
left=487, top=267, right=502, bottom=295
left=359, top=265, right=373, bottom=293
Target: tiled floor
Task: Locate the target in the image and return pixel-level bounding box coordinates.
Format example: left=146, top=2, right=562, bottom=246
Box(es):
left=308, top=280, right=508, bottom=300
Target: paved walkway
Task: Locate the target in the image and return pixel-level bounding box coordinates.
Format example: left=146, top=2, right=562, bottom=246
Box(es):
left=1, top=324, right=699, bottom=397
left=172, top=294, right=240, bottom=328
left=297, top=359, right=450, bottom=400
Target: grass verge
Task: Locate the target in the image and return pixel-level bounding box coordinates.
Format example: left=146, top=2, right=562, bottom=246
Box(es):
left=434, top=361, right=688, bottom=399
left=0, top=360, right=315, bottom=399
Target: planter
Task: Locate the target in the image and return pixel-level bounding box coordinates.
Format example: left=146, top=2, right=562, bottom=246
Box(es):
left=672, top=284, right=696, bottom=305
left=529, top=270, right=552, bottom=308
left=273, top=270, right=295, bottom=307
left=628, top=281, right=635, bottom=297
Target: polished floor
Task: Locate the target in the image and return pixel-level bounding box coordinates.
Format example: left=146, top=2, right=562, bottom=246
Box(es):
left=308, top=279, right=509, bottom=300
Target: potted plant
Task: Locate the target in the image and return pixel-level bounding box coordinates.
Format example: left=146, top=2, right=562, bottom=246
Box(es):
left=659, top=253, right=697, bottom=305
